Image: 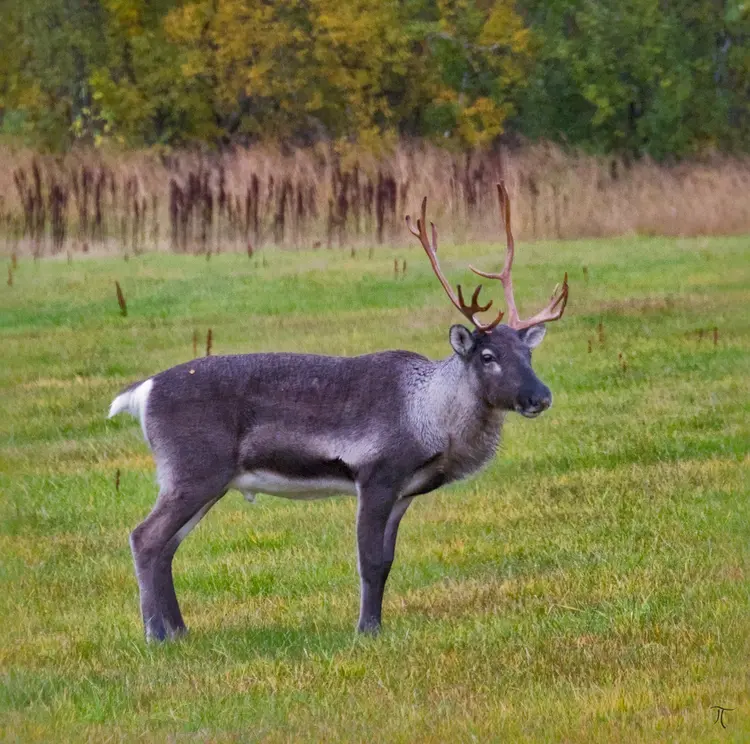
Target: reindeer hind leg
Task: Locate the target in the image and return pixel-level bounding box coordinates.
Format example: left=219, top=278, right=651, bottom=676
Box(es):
left=154, top=496, right=221, bottom=637
left=130, top=474, right=228, bottom=642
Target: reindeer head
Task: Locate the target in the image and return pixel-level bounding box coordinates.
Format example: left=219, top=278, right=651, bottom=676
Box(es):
left=406, top=181, right=568, bottom=416
left=446, top=323, right=551, bottom=415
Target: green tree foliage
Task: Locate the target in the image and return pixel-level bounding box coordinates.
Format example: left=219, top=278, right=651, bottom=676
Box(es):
left=405, top=0, right=534, bottom=145
left=0, top=0, right=748, bottom=158
left=163, top=0, right=411, bottom=145
left=0, top=0, right=108, bottom=148
left=517, top=0, right=750, bottom=158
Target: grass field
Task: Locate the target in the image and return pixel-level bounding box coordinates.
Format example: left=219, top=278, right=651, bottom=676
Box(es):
left=1, top=235, right=749, bottom=742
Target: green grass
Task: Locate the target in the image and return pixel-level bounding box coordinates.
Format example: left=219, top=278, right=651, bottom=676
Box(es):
left=1, top=236, right=749, bottom=742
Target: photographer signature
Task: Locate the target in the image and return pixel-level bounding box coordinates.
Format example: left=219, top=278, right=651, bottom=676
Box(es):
left=710, top=705, right=734, bottom=729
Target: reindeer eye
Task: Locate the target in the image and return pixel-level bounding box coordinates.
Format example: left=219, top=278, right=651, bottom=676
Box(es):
left=481, top=352, right=495, bottom=365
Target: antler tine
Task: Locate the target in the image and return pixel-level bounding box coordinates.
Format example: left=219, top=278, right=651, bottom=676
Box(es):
left=404, top=196, right=425, bottom=239
left=457, top=283, right=496, bottom=322
left=405, top=197, right=503, bottom=332
left=469, top=181, right=569, bottom=331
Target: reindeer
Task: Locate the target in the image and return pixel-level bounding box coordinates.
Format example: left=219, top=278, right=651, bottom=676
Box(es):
left=108, top=182, right=568, bottom=641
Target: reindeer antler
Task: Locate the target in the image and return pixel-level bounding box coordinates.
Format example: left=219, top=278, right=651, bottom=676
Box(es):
left=406, top=197, right=503, bottom=332
left=469, top=181, right=569, bottom=331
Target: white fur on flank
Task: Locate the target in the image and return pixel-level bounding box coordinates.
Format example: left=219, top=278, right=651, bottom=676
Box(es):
left=108, top=378, right=153, bottom=441
left=302, top=435, right=380, bottom=473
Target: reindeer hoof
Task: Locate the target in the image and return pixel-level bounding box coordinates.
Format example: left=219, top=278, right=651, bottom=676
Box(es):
left=145, top=624, right=167, bottom=643
left=357, top=619, right=382, bottom=635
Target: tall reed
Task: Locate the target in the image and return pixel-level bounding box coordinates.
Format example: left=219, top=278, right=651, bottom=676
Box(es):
left=2, top=141, right=749, bottom=257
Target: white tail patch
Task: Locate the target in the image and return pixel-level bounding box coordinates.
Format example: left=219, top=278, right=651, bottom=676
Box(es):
left=108, top=378, right=153, bottom=441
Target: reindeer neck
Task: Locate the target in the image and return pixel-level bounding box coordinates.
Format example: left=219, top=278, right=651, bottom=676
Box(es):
left=409, top=355, right=505, bottom=455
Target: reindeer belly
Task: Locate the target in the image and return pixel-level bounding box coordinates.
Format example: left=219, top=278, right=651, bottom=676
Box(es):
left=229, top=470, right=356, bottom=500
left=234, top=428, right=374, bottom=501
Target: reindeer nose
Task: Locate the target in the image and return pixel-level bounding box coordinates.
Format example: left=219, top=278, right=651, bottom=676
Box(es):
left=537, top=388, right=552, bottom=411
left=518, top=384, right=552, bottom=417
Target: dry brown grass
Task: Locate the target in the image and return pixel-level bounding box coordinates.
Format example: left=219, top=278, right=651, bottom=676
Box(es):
left=1, top=140, right=749, bottom=257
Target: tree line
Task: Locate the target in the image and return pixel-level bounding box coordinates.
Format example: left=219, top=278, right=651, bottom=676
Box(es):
left=1, top=0, right=748, bottom=159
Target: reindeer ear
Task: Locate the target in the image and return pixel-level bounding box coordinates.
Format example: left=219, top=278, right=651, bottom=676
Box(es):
left=519, top=324, right=546, bottom=350
left=449, top=325, right=475, bottom=358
